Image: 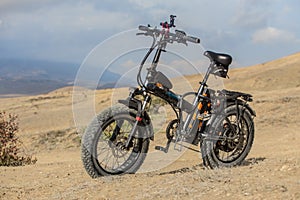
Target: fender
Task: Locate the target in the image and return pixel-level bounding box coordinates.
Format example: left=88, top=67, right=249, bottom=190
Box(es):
left=227, top=99, right=256, bottom=117
left=202, top=99, right=255, bottom=140
left=118, top=98, right=154, bottom=140
left=119, top=98, right=141, bottom=111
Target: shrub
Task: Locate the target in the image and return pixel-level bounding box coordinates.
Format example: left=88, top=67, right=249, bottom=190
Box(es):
left=0, top=111, right=37, bottom=166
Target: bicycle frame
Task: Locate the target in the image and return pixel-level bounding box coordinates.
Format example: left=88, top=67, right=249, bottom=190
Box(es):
left=117, top=16, right=254, bottom=153
left=121, top=30, right=216, bottom=151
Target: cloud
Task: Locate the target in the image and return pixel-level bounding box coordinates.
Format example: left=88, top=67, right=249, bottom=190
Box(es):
left=0, top=1, right=137, bottom=62
left=231, top=0, right=273, bottom=29
left=128, top=0, right=163, bottom=9
left=252, top=27, right=298, bottom=44
left=0, top=0, right=58, bottom=14
left=0, top=0, right=299, bottom=68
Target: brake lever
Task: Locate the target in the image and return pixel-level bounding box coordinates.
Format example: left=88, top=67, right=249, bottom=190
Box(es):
left=180, top=40, right=188, bottom=46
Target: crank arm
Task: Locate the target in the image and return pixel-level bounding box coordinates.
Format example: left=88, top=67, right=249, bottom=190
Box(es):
left=155, top=138, right=173, bottom=153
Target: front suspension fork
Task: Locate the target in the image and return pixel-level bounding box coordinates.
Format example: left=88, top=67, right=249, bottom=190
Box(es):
left=125, top=95, right=151, bottom=149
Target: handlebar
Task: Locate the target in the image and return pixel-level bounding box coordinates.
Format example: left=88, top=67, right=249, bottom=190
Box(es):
left=138, top=25, right=200, bottom=44
left=185, top=36, right=200, bottom=44
left=138, top=25, right=160, bottom=34
left=138, top=25, right=150, bottom=32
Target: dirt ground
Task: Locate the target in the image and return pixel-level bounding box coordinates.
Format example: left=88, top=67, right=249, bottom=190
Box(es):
left=0, top=54, right=300, bottom=199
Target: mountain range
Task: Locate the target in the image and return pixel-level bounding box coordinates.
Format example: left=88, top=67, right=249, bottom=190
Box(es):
left=0, top=59, right=122, bottom=96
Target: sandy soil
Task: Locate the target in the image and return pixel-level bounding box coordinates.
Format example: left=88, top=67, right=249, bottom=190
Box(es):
left=0, top=53, right=300, bottom=199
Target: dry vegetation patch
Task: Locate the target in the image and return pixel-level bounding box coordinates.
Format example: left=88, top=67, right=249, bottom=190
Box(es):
left=0, top=112, right=36, bottom=166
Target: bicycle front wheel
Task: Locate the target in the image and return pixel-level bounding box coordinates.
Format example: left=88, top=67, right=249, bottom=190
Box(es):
left=81, top=105, right=150, bottom=177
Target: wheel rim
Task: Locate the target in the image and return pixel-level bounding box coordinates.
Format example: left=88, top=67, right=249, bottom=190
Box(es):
left=92, top=114, right=141, bottom=174
left=213, top=114, right=250, bottom=163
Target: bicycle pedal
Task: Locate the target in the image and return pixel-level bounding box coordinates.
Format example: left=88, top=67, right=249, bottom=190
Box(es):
left=155, top=146, right=168, bottom=153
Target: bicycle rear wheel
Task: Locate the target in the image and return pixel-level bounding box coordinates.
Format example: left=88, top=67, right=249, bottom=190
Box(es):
left=201, top=104, right=254, bottom=168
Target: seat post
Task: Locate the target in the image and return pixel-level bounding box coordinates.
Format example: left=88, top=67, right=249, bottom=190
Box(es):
left=182, top=61, right=213, bottom=131
left=202, top=62, right=213, bottom=84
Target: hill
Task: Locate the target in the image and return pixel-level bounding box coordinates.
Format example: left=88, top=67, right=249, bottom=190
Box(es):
left=180, top=52, right=300, bottom=92
left=0, top=52, right=299, bottom=199
left=224, top=52, right=300, bottom=91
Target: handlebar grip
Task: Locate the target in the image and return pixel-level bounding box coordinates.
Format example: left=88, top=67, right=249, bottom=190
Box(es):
left=138, top=25, right=149, bottom=31
left=185, top=36, right=200, bottom=44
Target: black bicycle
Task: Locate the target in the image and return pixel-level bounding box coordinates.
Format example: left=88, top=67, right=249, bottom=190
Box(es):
left=81, top=15, right=256, bottom=177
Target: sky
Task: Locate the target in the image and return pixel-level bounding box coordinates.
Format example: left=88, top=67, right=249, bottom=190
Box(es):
left=0, top=0, right=300, bottom=70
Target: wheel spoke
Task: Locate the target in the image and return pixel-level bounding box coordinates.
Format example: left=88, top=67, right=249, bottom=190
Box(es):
left=99, top=148, right=114, bottom=170
left=94, top=115, right=143, bottom=173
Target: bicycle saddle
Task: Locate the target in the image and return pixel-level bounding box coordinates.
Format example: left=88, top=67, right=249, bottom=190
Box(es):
left=204, top=51, right=232, bottom=67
